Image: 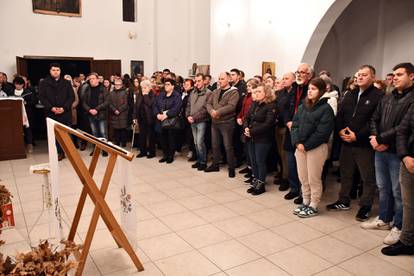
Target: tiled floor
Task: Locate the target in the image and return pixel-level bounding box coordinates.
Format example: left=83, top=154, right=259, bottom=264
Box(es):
left=1, top=142, right=413, bottom=276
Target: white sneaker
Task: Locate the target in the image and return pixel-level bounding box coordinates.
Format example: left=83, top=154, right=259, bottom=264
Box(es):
left=360, top=216, right=391, bottom=230
left=384, top=227, right=401, bottom=245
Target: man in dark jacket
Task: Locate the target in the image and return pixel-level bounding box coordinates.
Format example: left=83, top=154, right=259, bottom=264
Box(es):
left=0, top=72, right=14, bottom=96
left=186, top=73, right=211, bottom=171
left=38, top=63, right=74, bottom=160
left=205, top=72, right=239, bottom=177
left=382, top=63, right=414, bottom=256
left=364, top=63, right=414, bottom=245
left=327, top=65, right=384, bottom=221
left=283, top=63, right=313, bottom=203
left=274, top=72, right=295, bottom=188
left=230, top=68, right=247, bottom=166
left=80, top=72, right=109, bottom=156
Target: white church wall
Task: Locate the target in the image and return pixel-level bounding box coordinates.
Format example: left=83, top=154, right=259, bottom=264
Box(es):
left=209, top=0, right=336, bottom=79
left=0, top=0, right=211, bottom=78
left=155, top=0, right=210, bottom=77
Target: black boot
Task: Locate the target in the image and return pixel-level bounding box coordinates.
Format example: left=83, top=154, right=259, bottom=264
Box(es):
left=247, top=179, right=258, bottom=193
left=251, top=180, right=266, bottom=195
left=239, top=167, right=251, bottom=174
left=228, top=168, right=235, bottom=178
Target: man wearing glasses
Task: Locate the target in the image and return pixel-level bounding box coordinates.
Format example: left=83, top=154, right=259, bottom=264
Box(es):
left=283, top=63, right=313, bottom=204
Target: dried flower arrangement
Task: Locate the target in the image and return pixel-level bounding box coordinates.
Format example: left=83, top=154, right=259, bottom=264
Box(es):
left=0, top=185, right=12, bottom=206
left=0, top=240, right=81, bottom=276
left=0, top=184, right=13, bottom=244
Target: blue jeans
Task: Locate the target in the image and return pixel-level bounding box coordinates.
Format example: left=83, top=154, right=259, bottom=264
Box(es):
left=88, top=117, right=107, bottom=139
left=287, top=150, right=301, bottom=193
left=375, top=151, right=403, bottom=229
left=191, top=122, right=207, bottom=164
left=247, top=142, right=271, bottom=182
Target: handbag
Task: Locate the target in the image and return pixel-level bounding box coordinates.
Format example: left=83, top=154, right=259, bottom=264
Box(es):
left=161, top=116, right=181, bottom=129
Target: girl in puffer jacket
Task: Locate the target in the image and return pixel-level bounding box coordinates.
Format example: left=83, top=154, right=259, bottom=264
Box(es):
left=290, top=78, right=335, bottom=218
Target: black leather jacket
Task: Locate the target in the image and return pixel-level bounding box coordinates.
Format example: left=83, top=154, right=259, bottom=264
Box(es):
left=370, top=85, right=414, bottom=153
left=397, top=103, right=414, bottom=159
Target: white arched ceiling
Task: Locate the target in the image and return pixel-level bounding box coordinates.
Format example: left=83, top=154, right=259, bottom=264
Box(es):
left=314, top=0, right=414, bottom=85
left=302, top=0, right=352, bottom=66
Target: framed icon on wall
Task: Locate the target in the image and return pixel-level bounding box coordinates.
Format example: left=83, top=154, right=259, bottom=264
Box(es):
left=32, top=0, right=82, bottom=17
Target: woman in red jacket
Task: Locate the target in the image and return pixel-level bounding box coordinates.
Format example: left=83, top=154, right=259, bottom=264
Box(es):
left=237, top=78, right=260, bottom=181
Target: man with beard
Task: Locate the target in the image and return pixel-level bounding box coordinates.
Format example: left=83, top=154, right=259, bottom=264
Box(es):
left=39, top=63, right=74, bottom=160
left=283, top=63, right=314, bottom=204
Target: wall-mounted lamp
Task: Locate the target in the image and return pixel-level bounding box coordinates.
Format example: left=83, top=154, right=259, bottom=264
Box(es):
left=128, top=31, right=137, bottom=39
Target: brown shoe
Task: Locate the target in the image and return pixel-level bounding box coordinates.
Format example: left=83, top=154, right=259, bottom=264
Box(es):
left=58, top=153, right=66, bottom=161
left=80, top=143, right=87, bottom=151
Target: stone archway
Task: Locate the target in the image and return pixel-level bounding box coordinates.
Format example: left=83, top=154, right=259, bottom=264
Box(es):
left=301, top=0, right=352, bottom=66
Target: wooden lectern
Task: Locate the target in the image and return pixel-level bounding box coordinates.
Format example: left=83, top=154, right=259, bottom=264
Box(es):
left=53, top=123, right=144, bottom=275
left=0, top=99, right=26, bottom=160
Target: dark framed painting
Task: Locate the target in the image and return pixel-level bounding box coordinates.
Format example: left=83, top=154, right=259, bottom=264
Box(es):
left=32, top=0, right=82, bottom=17
left=131, top=61, right=144, bottom=77
left=262, top=61, right=276, bottom=76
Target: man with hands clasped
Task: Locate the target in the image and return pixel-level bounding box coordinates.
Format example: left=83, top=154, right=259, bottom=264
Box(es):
left=326, top=65, right=384, bottom=221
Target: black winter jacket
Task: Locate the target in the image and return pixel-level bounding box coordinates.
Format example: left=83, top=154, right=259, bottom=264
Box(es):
left=243, top=101, right=276, bottom=144
left=291, top=98, right=335, bottom=151
left=336, top=85, right=384, bottom=147
left=275, top=88, right=290, bottom=128
left=38, top=75, right=74, bottom=125
left=397, top=104, right=414, bottom=159
left=134, top=91, right=155, bottom=125
left=370, top=86, right=414, bottom=153
left=80, top=83, right=109, bottom=120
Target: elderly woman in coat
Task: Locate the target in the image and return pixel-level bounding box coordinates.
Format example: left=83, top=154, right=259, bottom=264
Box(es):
left=109, top=78, right=129, bottom=147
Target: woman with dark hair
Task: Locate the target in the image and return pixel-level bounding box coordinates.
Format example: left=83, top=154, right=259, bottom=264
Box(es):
left=103, top=79, right=112, bottom=92
left=244, top=83, right=277, bottom=195
left=13, top=76, right=38, bottom=152
left=178, top=78, right=196, bottom=160
left=154, top=78, right=182, bottom=163
left=290, top=77, right=335, bottom=218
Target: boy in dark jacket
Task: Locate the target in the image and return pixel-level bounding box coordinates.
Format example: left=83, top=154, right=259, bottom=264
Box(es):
left=380, top=63, right=414, bottom=256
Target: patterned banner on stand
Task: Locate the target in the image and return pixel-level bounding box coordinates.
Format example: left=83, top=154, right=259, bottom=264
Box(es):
left=118, top=157, right=138, bottom=250
left=46, top=118, right=64, bottom=241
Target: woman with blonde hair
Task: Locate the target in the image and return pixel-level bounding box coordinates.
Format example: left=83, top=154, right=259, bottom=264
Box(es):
left=237, top=78, right=260, bottom=180
left=244, top=83, right=277, bottom=195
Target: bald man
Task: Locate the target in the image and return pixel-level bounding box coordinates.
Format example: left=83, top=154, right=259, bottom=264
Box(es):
left=205, top=72, right=240, bottom=178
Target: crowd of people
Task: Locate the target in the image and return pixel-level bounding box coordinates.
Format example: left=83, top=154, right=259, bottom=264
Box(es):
left=1, top=60, right=414, bottom=257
